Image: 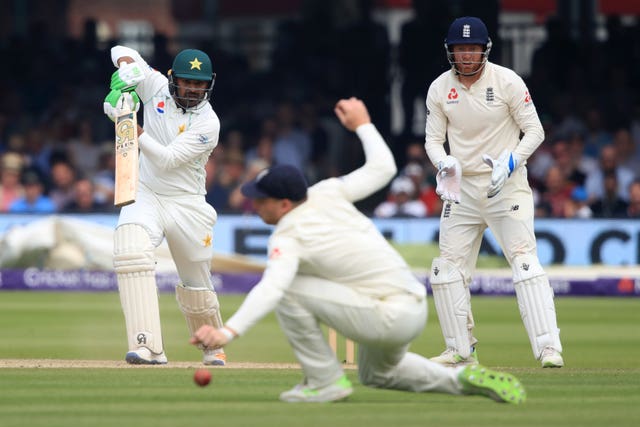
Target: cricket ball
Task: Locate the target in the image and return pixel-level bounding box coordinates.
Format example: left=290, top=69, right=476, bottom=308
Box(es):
left=194, top=369, right=212, bottom=387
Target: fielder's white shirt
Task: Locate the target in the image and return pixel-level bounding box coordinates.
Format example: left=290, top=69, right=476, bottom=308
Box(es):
left=424, top=62, right=544, bottom=174
left=226, top=124, right=426, bottom=335
left=111, top=46, right=220, bottom=196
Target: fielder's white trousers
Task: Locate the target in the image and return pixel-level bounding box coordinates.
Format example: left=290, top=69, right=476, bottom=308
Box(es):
left=275, top=275, right=463, bottom=394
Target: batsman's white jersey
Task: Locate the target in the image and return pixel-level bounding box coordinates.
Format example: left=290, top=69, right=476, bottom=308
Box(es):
left=425, top=61, right=544, bottom=174
left=226, top=123, right=425, bottom=335
left=111, top=46, right=219, bottom=197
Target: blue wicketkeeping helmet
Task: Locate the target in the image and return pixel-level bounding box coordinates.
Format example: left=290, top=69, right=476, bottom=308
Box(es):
left=444, top=16, right=492, bottom=75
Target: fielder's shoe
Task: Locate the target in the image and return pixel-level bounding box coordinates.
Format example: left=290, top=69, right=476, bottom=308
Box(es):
left=459, top=364, right=526, bottom=404
left=125, top=348, right=168, bottom=365
left=430, top=347, right=479, bottom=366
left=203, top=348, right=227, bottom=366
left=540, top=346, right=564, bottom=368
left=280, top=375, right=353, bottom=403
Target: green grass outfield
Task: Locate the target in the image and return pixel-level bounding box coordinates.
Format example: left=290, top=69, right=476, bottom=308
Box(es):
left=0, top=292, right=639, bottom=427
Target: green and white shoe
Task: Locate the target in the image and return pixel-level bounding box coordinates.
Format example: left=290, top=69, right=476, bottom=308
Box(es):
left=431, top=347, right=479, bottom=366
left=459, top=364, right=526, bottom=404
left=280, top=375, right=353, bottom=403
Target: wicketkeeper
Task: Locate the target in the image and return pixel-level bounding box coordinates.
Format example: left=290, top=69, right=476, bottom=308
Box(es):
left=190, top=98, right=526, bottom=404
left=424, top=17, right=564, bottom=368
left=103, top=46, right=226, bottom=365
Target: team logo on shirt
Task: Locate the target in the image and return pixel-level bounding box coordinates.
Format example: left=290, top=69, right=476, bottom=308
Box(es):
left=486, top=87, right=494, bottom=103
left=178, top=124, right=186, bottom=134
left=156, top=101, right=165, bottom=114
left=202, top=234, right=212, bottom=247
left=524, top=91, right=532, bottom=105
left=446, top=88, right=459, bottom=104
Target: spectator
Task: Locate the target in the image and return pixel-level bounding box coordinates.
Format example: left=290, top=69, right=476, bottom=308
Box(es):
left=590, top=172, right=629, bottom=218
left=612, top=127, right=640, bottom=172
left=48, top=159, right=77, bottom=211
left=537, top=166, right=575, bottom=217
left=8, top=169, right=55, bottom=213
left=0, top=152, right=25, bottom=212
left=403, top=161, right=441, bottom=217
left=205, top=150, right=246, bottom=212
left=374, top=175, right=427, bottom=218
left=585, top=145, right=635, bottom=202
left=626, top=180, right=640, bottom=218
left=62, top=177, right=108, bottom=213
left=92, top=145, right=116, bottom=205
left=272, top=100, right=312, bottom=171
left=563, top=187, right=592, bottom=219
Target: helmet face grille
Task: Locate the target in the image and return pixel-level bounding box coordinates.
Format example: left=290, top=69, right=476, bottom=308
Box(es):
left=168, top=72, right=216, bottom=110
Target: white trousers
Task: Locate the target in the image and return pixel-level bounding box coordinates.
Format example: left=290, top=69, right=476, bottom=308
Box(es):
left=117, top=183, right=217, bottom=288
left=275, top=275, right=463, bottom=394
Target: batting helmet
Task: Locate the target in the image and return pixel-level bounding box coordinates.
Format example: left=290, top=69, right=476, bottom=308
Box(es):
left=168, top=49, right=215, bottom=109
left=444, top=17, right=492, bottom=75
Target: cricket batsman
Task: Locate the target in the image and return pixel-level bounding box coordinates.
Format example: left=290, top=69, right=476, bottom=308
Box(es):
left=424, top=17, right=564, bottom=368
left=103, top=46, right=226, bottom=365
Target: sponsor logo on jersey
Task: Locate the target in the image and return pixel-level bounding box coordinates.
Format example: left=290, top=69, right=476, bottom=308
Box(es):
left=156, top=101, right=165, bottom=114
left=269, top=247, right=282, bottom=259
left=524, top=91, right=532, bottom=105
left=446, top=88, right=459, bottom=104
left=198, top=134, right=209, bottom=144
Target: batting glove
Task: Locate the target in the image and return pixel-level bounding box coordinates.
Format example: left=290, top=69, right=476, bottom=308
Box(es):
left=110, top=62, right=145, bottom=91
left=436, top=155, right=462, bottom=203
left=482, top=150, right=520, bottom=198
left=103, top=89, right=140, bottom=122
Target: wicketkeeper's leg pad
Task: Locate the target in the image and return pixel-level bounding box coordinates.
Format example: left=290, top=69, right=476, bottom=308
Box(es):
left=114, top=223, right=164, bottom=354
left=511, top=254, right=562, bottom=359
left=430, top=257, right=472, bottom=358
left=175, top=284, right=224, bottom=349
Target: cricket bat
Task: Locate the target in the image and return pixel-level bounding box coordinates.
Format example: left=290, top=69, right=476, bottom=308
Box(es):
left=114, top=102, right=139, bottom=207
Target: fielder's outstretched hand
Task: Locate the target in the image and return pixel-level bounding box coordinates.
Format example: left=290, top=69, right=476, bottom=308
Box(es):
left=334, top=97, right=371, bottom=131
left=190, top=325, right=237, bottom=349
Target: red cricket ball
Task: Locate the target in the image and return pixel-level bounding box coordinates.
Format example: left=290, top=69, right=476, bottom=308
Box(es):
left=194, top=368, right=212, bottom=387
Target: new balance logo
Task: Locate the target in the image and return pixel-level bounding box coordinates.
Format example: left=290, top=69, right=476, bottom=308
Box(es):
left=521, top=263, right=530, bottom=271
left=433, top=267, right=440, bottom=276
left=510, top=205, right=519, bottom=211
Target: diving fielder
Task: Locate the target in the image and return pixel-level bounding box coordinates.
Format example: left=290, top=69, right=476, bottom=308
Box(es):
left=188, top=98, right=526, bottom=404
left=103, top=46, right=226, bottom=365
left=424, top=17, right=564, bottom=368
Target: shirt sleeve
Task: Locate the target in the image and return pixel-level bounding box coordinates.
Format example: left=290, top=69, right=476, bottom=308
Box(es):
left=338, top=123, right=397, bottom=203
left=424, top=81, right=449, bottom=168
left=224, top=236, right=300, bottom=335
left=138, top=117, right=219, bottom=170
left=507, top=75, right=545, bottom=161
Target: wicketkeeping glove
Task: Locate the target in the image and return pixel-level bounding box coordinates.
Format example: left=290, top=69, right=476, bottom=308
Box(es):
left=436, top=155, right=462, bottom=203
left=110, top=62, right=145, bottom=91
left=481, top=150, right=520, bottom=198
left=103, top=89, right=140, bottom=122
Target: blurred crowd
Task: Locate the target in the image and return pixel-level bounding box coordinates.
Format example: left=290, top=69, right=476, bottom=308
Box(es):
left=1, top=2, right=640, bottom=218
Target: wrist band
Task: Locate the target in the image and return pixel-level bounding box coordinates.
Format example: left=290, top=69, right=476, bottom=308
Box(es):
left=220, top=327, right=235, bottom=342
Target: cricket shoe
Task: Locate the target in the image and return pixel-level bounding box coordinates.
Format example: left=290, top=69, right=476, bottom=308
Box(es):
left=540, top=346, right=564, bottom=368
left=203, top=348, right=227, bottom=366
left=459, top=364, right=526, bottom=404
left=125, top=348, right=168, bottom=365
left=430, top=347, right=478, bottom=366
left=280, top=375, right=353, bottom=403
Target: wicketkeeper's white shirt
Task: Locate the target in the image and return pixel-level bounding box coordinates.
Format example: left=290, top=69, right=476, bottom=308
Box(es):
left=225, top=124, right=426, bottom=336
left=424, top=62, right=544, bottom=173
